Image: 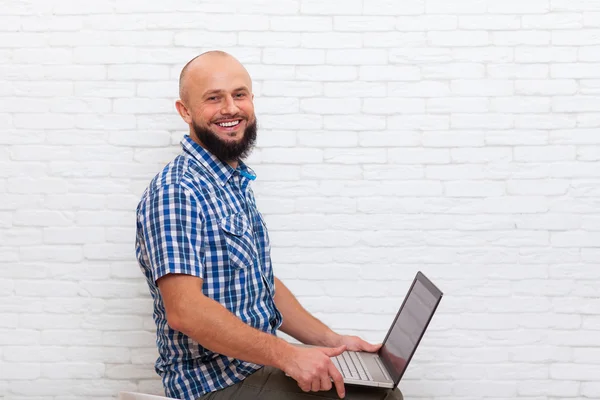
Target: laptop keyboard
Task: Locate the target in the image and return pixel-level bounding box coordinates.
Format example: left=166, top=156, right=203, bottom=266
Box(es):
left=331, top=351, right=374, bottom=381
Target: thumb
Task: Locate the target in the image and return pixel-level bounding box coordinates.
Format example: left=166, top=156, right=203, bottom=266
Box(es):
left=366, top=342, right=382, bottom=352
left=322, top=345, right=347, bottom=357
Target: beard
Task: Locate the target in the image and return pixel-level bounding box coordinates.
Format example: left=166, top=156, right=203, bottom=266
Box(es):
left=191, top=118, right=257, bottom=163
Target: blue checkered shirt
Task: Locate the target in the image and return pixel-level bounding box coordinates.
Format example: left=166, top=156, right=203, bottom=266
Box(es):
left=135, top=135, right=283, bottom=400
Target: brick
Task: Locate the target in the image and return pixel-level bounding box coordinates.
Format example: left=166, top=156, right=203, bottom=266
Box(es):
left=453, top=47, right=514, bottom=62
left=300, top=98, right=360, bottom=114
left=239, top=32, right=301, bottom=47
left=524, top=13, right=583, bottom=29
left=451, top=148, right=513, bottom=163
left=516, top=79, right=578, bottom=95
left=324, top=115, right=386, bottom=131
left=508, top=180, right=570, bottom=195
left=552, top=63, right=600, bottom=78
left=263, top=48, right=325, bottom=65
left=301, top=0, right=362, bottom=14
left=582, top=383, right=600, bottom=398
left=259, top=114, right=322, bottom=130
left=516, top=114, right=576, bottom=129
left=323, top=149, right=387, bottom=164
left=459, top=15, right=521, bottom=30
left=389, top=81, right=451, bottom=97
left=423, top=131, right=486, bottom=147
left=260, top=148, right=323, bottom=164
left=491, top=97, right=551, bottom=113
left=422, top=63, right=485, bottom=79
left=554, top=29, right=600, bottom=45
left=388, top=148, right=450, bottom=164
left=451, top=80, right=514, bottom=96
left=578, top=113, right=600, bottom=127
left=518, top=381, right=580, bottom=397
left=359, top=65, right=420, bottom=81
left=388, top=114, right=450, bottom=130
left=326, top=49, right=388, bottom=65
left=488, top=64, right=549, bottom=79
left=0, top=362, right=41, bottom=380
left=552, top=231, right=600, bottom=247
left=585, top=12, right=600, bottom=26
left=358, top=130, right=420, bottom=147
left=255, top=130, right=297, bottom=147
left=445, top=181, right=506, bottom=197
left=334, top=16, right=395, bottom=31
left=428, top=98, right=489, bottom=113
left=365, top=0, right=425, bottom=15
left=270, top=16, right=332, bottom=31
left=426, top=0, right=486, bottom=14
left=301, top=33, right=362, bottom=48
left=301, top=165, right=362, bottom=180
left=389, top=47, right=452, bottom=64
left=550, top=129, right=600, bottom=144
left=363, top=98, right=426, bottom=115
left=451, top=113, right=514, bottom=129
left=578, top=146, right=600, bottom=160
left=551, top=364, right=600, bottom=380
left=363, top=32, right=426, bottom=48
left=514, top=145, right=576, bottom=161
left=429, top=31, right=490, bottom=46
left=552, top=0, right=600, bottom=11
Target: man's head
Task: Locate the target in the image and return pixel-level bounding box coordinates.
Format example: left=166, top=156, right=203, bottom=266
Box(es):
left=176, top=51, right=257, bottom=164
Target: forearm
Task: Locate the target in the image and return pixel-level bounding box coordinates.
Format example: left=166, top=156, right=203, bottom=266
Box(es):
left=274, top=277, right=341, bottom=347
left=173, top=292, right=294, bottom=369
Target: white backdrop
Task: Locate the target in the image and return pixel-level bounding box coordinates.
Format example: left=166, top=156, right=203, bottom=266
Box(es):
left=1, top=0, right=600, bottom=399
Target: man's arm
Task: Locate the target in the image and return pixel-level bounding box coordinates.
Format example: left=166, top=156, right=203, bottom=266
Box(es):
left=273, top=276, right=341, bottom=347
left=274, top=277, right=382, bottom=353
left=159, top=273, right=349, bottom=398
left=159, top=273, right=293, bottom=368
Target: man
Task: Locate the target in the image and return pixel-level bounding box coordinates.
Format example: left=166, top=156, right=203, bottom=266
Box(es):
left=135, top=51, right=403, bottom=400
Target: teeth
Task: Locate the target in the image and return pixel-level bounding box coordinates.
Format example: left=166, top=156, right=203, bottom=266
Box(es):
left=218, top=121, right=240, bottom=127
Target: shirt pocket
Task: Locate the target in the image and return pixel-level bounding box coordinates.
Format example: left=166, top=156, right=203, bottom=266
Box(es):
left=219, top=212, right=258, bottom=270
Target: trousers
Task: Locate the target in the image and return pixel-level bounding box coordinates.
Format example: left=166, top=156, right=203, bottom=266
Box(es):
left=197, top=366, right=403, bottom=400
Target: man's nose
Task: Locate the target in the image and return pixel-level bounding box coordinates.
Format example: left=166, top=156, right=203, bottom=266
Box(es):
left=221, top=95, right=239, bottom=115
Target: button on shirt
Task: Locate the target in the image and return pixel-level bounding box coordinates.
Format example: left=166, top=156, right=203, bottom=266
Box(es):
left=135, top=135, right=283, bottom=400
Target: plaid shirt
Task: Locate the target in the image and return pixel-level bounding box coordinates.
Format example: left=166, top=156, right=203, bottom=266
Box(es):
left=135, top=135, right=283, bottom=400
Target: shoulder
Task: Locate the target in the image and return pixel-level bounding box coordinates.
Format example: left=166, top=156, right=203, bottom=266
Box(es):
left=137, top=155, right=206, bottom=212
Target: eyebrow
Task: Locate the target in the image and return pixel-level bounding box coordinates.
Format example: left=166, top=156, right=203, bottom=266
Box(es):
left=203, top=87, right=249, bottom=97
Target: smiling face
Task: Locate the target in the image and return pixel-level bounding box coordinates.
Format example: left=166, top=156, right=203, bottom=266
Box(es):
left=176, top=52, right=257, bottom=165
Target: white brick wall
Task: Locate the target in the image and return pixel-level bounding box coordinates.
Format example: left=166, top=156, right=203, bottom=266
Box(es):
left=1, top=0, right=599, bottom=399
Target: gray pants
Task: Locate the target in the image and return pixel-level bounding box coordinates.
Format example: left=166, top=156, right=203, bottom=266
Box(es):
left=198, top=366, right=403, bottom=400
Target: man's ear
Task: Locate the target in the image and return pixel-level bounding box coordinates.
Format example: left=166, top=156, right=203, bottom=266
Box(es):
left=175, top=99, right=193, bottom=125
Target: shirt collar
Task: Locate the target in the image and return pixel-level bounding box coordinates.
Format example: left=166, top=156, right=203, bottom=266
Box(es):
left=181, top=135, right=256, bottom=186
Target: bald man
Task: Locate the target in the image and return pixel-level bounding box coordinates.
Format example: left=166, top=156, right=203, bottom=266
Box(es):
left=135, top=52, right=403, bottom=400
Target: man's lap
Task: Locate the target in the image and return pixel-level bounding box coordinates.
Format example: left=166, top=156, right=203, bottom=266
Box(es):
left=198, top=366, right=403, bottom=400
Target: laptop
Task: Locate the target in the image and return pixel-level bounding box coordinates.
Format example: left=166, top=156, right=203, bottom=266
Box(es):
left=329, top=271, right=443, bottom=389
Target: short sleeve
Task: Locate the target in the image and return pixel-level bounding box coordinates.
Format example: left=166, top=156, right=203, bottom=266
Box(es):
left=138, top=184, right=204, bottom=283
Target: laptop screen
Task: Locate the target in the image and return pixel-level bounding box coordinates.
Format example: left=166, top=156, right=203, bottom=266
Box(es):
left=379, top=273, right=442, bottom=385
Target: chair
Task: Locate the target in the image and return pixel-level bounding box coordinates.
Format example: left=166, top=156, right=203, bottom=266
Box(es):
left=118, top=392, right=177, bottom=400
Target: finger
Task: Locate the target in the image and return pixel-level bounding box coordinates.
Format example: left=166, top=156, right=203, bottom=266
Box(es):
left=298, top=380, right=311, bottom=393
left=329, top=362, right=345, bottom=398
left=323, top=345, right=347, bottom=357
left=320, top=373, right=332, bottom=392
left=311, top=377, right=321, bottom=392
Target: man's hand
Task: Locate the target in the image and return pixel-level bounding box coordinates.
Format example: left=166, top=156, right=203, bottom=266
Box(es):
left=333, top=334, right=382, bottom=353
left=281, top=345, right=347, bottom=398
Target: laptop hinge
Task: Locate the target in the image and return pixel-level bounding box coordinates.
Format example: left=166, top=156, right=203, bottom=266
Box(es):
left=375, top=356, right=392, bottom=381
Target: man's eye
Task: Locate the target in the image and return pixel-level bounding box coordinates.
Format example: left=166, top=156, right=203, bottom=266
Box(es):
left=207, top=96, right=218, bottom=101
left=235, top=93, right=245, bottom=98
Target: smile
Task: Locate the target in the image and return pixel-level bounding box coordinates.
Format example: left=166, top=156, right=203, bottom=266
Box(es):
left=217, top=120, right=241, bottom=128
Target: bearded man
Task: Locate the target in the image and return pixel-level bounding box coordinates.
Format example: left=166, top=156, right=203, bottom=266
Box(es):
left=135, top=51, right=403, bottom=400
